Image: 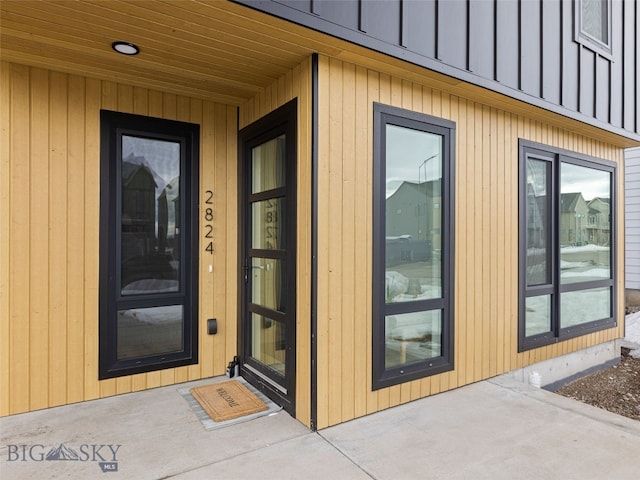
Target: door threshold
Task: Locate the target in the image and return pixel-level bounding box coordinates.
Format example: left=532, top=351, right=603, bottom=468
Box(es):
left=243, top=363, right=288, bottom=395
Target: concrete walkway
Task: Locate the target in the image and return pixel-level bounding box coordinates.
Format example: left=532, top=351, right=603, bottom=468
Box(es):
left=2, top=373, right=639, bottom=480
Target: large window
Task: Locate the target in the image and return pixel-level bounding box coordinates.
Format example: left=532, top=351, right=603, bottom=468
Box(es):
left=372, top=103, right=455, bottom=390
left=575, top=0, right=612, bottom=58
left=519, top=140, right=616, bottom=351
left=99, top=111, right=199, bottom=379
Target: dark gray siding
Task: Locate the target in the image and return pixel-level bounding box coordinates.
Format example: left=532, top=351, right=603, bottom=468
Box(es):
left=542, top=1, right=561, bottom=105
left=437, top=0, right=468, bottom=67
left=468, top=1, right=494, bottom=79
left=237, top=0, right=639, bottom=142
left=404, top=0, right=436, bottom=57
left=623, top=0, right=638, bottom=132
left=496, top=0, right=519, bottom=88
left=561, top=0, right=580, bottom=112
left=520, top=0, right=541, bottom=96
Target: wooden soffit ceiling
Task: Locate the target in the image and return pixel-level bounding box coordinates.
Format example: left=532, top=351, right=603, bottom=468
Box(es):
left=2, top=0, right=636, bottom=147
left=0, top=0, right=326, bottom=105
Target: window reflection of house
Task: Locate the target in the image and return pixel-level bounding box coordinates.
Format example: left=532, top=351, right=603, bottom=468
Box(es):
left=586, top=197, right=610, bottom=246
left=525, top=183, right=549, bottom=285
left=157, top=175, right=180, bottom=257
left=385, top=180, right=440, bottom=266
left=526, top=183, right=546, bottom=248
left=121, top=160, right=157, bottom=262
left=560, top=192, right=589, bottom=246
left=121, top=158, right=177, bottom=290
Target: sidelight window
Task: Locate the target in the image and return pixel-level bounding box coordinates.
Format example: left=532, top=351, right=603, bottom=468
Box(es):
left=372, top=103, right=455, bottom=389
left=99, top=111, right=199, bottom=378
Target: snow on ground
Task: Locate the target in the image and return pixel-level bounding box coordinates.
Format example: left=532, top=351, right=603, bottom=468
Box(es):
left=561, top=268, right=610, bottom=278
left=560, top=260, right=591, bottom=269
left=525, top=289, right=611, bottom=336
left=560, top=244, right=610, bottom=253
left=625, top=311, right=640, bottom=345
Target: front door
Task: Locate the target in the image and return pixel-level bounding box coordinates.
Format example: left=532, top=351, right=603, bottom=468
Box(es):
left=239, top=100, right=297, bottom=415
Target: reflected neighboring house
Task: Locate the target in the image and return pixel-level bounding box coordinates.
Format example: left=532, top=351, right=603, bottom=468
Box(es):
left=121, top=159, right=157, bottom=262
left=157, top=175, right=180, bottom=256
left=560, top=192, right=589, bottom=246
left=121, top=158, right=176, bottom=289
left=526, top=183, right=546, bottom=248
left=385, top=181, right=440, bottom=266
left=586, top=197, right=610, bottom=246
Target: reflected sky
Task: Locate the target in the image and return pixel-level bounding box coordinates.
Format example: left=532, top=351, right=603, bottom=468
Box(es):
left=561, top=163, right=610, bottom=200
left=122, top=135, right=180, bottom=192
left=527, top=160, right=610, bottom=201
left=386, top=125, right=441, bottom=197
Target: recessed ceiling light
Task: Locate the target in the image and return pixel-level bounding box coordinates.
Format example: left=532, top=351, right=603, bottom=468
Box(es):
left=112, top=41, right=140, bottom=56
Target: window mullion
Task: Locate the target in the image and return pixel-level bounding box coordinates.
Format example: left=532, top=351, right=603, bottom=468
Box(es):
left=552, top=154, right=561, bottom=338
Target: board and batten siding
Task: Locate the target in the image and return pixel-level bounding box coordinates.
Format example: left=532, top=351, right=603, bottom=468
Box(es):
left=314, top=54, right=625, bottom=429
left=627, top=148, right=640, bottom=289
left=0, top=61, right=238, bottom=416
left=237, top=0, right=640, bottom=143
left=239, top=57, right=313, bottom=427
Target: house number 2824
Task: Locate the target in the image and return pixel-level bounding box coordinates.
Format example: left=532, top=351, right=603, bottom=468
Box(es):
left=204, top=190, right=214, bottom=254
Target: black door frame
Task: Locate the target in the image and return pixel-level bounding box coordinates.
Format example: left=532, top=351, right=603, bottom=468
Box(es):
left=238, top=99, right=297, bottom=416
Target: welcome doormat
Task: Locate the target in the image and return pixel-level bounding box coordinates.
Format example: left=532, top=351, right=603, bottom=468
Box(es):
left=189, top=380, right=269, bottom=423
left=179, top=378, right=282, bottom=430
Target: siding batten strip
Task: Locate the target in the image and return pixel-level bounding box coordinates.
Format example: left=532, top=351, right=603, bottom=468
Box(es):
left=66, top=74, right=86, bottom=404
left=29, top=67, right=50, bottom=411
left=49, top=70, right=69, bottom=408
left=311, top=53, right=319, bottom=431
left=9, top=64, right=31, bottom=413
left=1, top=62, right=12, bottom=416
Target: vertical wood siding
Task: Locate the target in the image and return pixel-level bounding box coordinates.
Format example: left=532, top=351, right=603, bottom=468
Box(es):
left=0, top=61, right=238, bottom=416
left=314, top=54, right=625, bottom=429
left=239, top=58, right=313, bottom=427
left=0, top=54, right=627, bottom=428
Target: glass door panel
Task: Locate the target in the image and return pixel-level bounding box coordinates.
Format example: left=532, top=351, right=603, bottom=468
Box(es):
left=250, top=258, right=285, bottom=312
left=251, top=135, right=285, bottom=193
left=239, top=100, right=296, bottom=414
left=247, top=134, right=287, bottom=377
left=252, top=199, right=285, bottom=250
left=251, top=313, right=286, bottom=376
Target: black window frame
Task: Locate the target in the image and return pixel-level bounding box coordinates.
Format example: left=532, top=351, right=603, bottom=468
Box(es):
left=574, top=0, right=612, bottom=59
left=99, top=110, right=199, bottom=379
left=518, top=139, right=616, bottom=352
left=372, top=103, right=455, bottom=390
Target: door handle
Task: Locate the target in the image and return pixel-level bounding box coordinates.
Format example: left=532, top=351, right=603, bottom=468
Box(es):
left=242, top=263, right=265, bottom=283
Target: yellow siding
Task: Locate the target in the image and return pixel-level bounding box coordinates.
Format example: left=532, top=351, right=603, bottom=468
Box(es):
left=239, top=58, right=313, bottom=428
left=0, top=60, right=10, bottom=415
left=0, top=52, right=627, bottom=429
left=0, top=61, right=238, bottom=416
left=314, top=54, right=625, bottom=429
